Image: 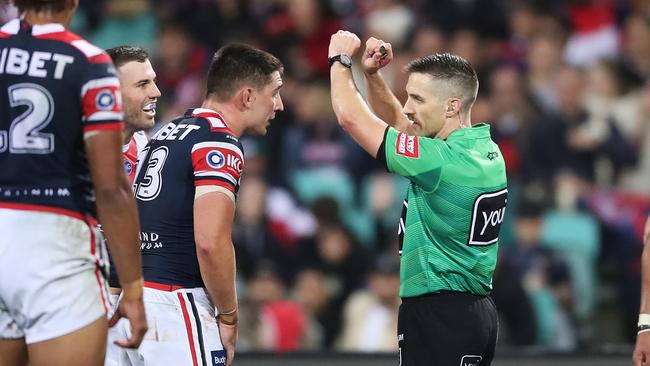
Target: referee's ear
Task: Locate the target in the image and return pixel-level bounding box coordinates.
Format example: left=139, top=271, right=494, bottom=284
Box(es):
left=445, top=99, right=461, bottom=117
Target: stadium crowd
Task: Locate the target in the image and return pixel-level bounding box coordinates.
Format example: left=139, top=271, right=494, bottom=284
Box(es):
left=4, top=0, right=649, bottom=353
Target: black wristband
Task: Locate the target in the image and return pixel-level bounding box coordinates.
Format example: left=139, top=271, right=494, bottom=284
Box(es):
left=638, top=324, right=650, bottom=333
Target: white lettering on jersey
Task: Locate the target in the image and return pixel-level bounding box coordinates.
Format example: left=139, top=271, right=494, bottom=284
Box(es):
left=153, top=123, right=200, bottom=141
left=0, top=48, right=73, bottom=79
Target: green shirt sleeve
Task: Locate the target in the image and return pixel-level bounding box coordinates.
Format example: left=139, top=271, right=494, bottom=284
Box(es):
left=383, top=127, right=451, bottom=191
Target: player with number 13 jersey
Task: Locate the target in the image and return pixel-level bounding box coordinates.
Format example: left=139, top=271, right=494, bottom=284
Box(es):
left=134, top=108, right=244, bottom=287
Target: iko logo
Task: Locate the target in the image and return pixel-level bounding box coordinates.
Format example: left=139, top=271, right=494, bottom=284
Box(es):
left=460, top=355, right=482, bottom=366
left=206, top=150, right=225, bottom=169
left=468, top=188, right=507, bottom=246
left=227, top=154, right=242, bottom=173
left=211, top=350, right=227, bottom=366
left=396, top=132, right=419, bottom=158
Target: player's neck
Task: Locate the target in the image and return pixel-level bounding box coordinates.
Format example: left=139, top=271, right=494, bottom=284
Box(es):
left=22, top=10, right=74, bottom=27
left=122, top=128, right=135, bottom=146
left=200, top=100, right=244, bottom=137
left=435, top=113, right=472, bottom=139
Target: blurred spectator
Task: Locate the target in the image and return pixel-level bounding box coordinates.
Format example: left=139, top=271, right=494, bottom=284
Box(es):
left=502, top=187, right=576, bottom=350
left=563, top=0, right=619, bottom=66
left=622, top=14, right=650, bottom=79
left=337, top=254, right=400, bottom=352
left=88, top=0, right=157, bottom=50
left=584, top=59, right=645, bottom=145
left=620, top=82, right=650, bottom=194
left=499, top=2, right=540, bottom=66
left=234, top=175, right=300, bottom=284
left=153, top=21, right=209, bottom=122
left=488, top=65, right=537, bottom=179
left=526, top=34, right=565, bottom=114
left=363, top=0, right=414, bottom=51
left=492, top=250, right=538, bottom=347
left=298, top=211, right=371, bottom=347
left=523, top=65, right=637, bottom=185
left=158, top=0, right=257, bottom=48
left=292, top=269, right=330, bottom=350
left=238, top=262, right=308, bottom=352
left=262, top=0, right=343, bottom=78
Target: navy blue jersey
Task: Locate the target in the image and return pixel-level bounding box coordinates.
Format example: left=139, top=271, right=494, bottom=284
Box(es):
left=135, top=108, right=244, bottom=288
left=0, top=19, right=123, bottom=220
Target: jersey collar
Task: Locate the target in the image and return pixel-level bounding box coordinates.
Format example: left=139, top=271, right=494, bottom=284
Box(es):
left=187, top=108, right=224, bottom=120
left=0, top=19, right=19, bottom=35
left=445, top=123, right=491, bottom=140
left=1, top=19, right=66, bottom=35
left=186, top=108, right=230, bottom=129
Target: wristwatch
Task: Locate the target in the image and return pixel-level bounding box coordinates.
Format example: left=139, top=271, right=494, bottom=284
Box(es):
left=328, top=54, right=352, bottom=68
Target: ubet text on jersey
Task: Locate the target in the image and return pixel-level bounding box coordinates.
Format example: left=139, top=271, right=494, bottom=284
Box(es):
left=0, top=48, right=73, bottom=79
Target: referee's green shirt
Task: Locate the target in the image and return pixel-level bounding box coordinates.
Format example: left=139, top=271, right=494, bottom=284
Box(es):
left=379, top=124, right=507, bottom=298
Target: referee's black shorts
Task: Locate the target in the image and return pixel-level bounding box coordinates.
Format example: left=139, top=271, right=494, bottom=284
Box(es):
left=398, top=291, right=498, bottom=366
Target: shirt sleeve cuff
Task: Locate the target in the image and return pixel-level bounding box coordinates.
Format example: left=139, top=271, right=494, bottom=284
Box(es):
left=375, top=126, right=390, bottom=172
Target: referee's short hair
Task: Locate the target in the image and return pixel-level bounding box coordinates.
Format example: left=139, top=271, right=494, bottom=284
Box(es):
left=106, top=46, right=150, bottom=68
left=206, top=43, right=284, bottom=102
left=406, top=53, right=479, bottom=114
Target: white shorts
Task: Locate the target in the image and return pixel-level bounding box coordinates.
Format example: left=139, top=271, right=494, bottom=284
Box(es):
left=0, top=208, right=110, bottom=344
left=105, top=284, right=225, bottom=366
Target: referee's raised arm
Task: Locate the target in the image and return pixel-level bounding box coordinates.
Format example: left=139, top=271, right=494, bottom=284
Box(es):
left=328, top=30, right=388, bottom=159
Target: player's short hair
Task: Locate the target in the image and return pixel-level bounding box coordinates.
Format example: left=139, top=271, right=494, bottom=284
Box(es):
left=406, top=53, right=479, bottom=114
left=12, top=0, right=70, bottom=12
left=206, top=43, right=283, bottom=102
left=106, top=46, right=150, bottom=68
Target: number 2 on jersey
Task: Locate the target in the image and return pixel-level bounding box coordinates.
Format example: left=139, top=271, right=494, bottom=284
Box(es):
left=136, top=146, right=169, bottom=201
left=1, top=83, right=55, bottom=154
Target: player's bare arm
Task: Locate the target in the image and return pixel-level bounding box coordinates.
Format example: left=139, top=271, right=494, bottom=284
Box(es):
left=194, top=191, right=238, bottom=366
left=634, top=215, right=650, bottom=366
left=361, top=37, right=411, bottom=132
left=329, top=30, right=389, bottom=158
left=85, top=130, right=147, bottom=349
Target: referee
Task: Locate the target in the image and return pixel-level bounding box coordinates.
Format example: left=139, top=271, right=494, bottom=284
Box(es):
left=328, top=31, right=507, bottom=365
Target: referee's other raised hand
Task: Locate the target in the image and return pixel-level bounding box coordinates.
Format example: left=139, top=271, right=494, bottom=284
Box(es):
left=362, top=37, right=393, bottom=75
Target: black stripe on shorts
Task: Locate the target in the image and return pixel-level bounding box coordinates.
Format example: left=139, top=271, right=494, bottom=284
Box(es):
left=187, top=293, right=207, bottom=366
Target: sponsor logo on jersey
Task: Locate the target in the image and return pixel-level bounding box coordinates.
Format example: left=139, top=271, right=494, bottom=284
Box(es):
left=206, top=150, right=225, bottom=169
left=211, top=350, right=227, bottom=366
left=396, top=132, right=419, bottom=158
left=227, top=154, right=242, bottom=173
left=460, top=355, right=482, bottom=366
left=124, top=160, right=132, bottom=175
left=95, top=89, right=115, bottom=110
left=468, top=188, right=507, bottom=246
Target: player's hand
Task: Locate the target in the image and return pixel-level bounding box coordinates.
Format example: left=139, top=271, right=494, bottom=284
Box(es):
left=362, top=37, right=393, bottom=75
left=634, top=332, right=650, bottom=366
left=328, top=30, right=361, bottom=59
left=108, top=295, right=148, bottom=348
left=218, top=320, right=238, bottom=366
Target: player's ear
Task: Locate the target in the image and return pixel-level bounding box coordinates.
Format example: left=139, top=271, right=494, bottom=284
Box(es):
left=240, top=87, right=255, bottom=110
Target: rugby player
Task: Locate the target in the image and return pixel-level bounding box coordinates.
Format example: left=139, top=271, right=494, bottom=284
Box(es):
left=0, top=1, right=146, bottom=365
left=104, top=45, right=160, bottom=366
left=109, top=43, right=283, bottom=366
